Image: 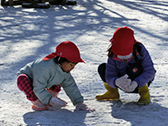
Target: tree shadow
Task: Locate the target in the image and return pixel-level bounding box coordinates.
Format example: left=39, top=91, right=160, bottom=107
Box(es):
left=110, top=100, right=168, bottom=126
left=23, top=108, right=87, bottom=126
left=0, top=0, right=167, bottom=85
left=0, top=0, right=168, bottom=121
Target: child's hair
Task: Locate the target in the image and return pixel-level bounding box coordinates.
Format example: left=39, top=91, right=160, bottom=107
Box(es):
left=54, top=57, right=70, bottom=65
left=107, top=43, right=113, bottom=57
left=107, top=41, right=143, bottom=63
left=54, top=56, right=77, bottom=65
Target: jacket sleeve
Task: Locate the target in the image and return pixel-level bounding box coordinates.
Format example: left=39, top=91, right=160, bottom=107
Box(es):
left=33, top=65, right=52, bottom=105
left=105, top=56, right=118, bottom=88
left=61, top=74, right=83, bottom=106
left=134, top=44, right=156, bottom=87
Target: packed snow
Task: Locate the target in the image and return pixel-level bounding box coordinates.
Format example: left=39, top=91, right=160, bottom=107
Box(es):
left=0, top=0, right=168, bottom=125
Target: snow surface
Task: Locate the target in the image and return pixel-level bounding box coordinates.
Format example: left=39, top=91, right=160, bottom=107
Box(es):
left=0, top=0, right=168, bottom=125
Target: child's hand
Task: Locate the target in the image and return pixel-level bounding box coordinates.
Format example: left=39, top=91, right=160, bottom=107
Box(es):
left=74, top=103, right=95, bottom=112
left=47, top=89, right=58, bottom=97
left=115, top=74, right=131, bottom=91
left=49, top=97, right=67, bottom=108
left=124, top=81, right=138, bottom=92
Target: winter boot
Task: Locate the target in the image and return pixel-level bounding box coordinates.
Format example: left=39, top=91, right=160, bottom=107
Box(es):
left=31, top=99, right=49, bottom=111
left=138, top=84, right=150, bottom=105
left=96, top=82, right=120, bottom=101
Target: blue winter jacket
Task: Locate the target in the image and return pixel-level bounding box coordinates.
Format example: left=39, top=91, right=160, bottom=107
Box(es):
left=105, top=43, right=156, bottom=88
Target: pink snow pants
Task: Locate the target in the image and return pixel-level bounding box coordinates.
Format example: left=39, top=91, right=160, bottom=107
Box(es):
left=17, top=74, right=61, bottom=101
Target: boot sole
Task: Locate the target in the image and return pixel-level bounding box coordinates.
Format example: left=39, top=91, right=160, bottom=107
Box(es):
left=96, top=98, right=119, bottom=101
left=32, top=105, right=49, bottom=111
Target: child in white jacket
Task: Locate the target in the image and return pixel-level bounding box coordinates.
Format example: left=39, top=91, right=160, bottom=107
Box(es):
left=17, top=41, right=95, bottom=111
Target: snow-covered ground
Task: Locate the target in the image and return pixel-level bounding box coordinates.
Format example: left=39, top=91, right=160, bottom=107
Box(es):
left=0, top=0, right=168, bottom=125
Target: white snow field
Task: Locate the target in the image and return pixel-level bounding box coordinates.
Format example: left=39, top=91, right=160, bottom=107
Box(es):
left=0, top=0, right=168, bottom=125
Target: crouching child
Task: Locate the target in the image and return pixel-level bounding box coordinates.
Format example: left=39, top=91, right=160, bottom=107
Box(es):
left=17, top=41, right=95, bottom=111
left=96, top=26, right=156, bottom=105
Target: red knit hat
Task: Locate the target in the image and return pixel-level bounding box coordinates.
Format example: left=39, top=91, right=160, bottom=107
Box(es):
left=43, top=41, right=85, bottom=63
left=110, top=26, right=135, bottom=56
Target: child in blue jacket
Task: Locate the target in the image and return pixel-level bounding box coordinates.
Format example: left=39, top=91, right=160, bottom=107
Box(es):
left=96, top=26, right=156, bottom=105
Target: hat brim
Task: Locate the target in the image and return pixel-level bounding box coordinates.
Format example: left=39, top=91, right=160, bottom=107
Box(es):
left=112, top=46, right=133, bottom=56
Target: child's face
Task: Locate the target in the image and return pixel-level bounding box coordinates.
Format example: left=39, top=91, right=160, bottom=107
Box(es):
left=61, top=62, right=76, bottom=73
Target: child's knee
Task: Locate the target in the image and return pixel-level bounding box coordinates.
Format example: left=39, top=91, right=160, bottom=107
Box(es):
left=17, top=74, right=31, bottom=91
